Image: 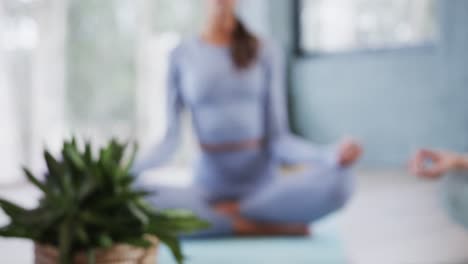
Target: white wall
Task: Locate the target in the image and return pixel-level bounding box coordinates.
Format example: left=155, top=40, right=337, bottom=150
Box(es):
left=0, top=1, right=21, bottom=184
left=30, top=0, right=68, bottom=172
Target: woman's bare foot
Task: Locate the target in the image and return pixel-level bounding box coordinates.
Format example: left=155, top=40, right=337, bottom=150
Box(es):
left=214, top=201, right=310, bottom=237
left=233, top=218, right=310, bottom=237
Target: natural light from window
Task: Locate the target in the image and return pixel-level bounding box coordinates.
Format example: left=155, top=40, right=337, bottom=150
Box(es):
left=299, top=0, right=437, bottom=53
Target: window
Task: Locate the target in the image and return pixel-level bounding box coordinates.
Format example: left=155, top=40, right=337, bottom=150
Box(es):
left=67, top=0, right=138, bottom=146
left=66, top=0, right=203, bottom=165
left=1, top=0, right=44, bottom=182
left=295, top=0, right=438, bottom=54
left=1, top=0, right=203, bottom=184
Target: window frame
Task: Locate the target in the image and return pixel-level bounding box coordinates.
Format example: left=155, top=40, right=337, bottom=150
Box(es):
left=293, top=0, right=438, bottom=58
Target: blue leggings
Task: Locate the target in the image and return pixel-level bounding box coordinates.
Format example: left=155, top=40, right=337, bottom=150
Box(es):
left=145, top=149, right=354, bottom=238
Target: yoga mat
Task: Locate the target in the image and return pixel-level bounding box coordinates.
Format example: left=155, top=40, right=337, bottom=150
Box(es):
left=158, top=217, right=347, bottom=264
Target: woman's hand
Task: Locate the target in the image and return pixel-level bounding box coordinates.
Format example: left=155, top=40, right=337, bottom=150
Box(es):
left=337, top=138, right=363, bottom=167
left=409, top=149, right=463, bottom=179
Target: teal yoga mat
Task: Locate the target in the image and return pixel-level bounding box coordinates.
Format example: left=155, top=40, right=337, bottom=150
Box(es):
left=158, top=217, right=347, bottom=264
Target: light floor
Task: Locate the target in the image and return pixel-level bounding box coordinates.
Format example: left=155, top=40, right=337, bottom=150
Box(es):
left=0, top=170, right=467, bottom=264
left=340, top=170, right=468, bottom=264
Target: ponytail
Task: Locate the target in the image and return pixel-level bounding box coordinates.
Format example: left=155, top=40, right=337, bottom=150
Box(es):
left=231, top=17, right=259, bottom=69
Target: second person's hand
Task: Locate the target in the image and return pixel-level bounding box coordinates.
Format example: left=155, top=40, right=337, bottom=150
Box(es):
left=409, top=149, right=461, bottom=179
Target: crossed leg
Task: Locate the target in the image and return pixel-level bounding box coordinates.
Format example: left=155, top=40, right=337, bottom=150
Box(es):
left=216, top=162, right=353, bottom=236
left=144, top=160, right=353, bottom=238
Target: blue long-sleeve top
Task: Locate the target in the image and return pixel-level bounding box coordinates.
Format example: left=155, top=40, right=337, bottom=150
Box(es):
left=132, top=37, right=337, bottom=175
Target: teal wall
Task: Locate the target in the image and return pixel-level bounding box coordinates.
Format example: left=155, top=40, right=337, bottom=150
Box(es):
left=264, top=0, right=468, bottom=167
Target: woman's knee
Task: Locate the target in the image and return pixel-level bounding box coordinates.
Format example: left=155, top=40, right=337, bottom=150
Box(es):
left=297, top=164, right=354, bottom=212
left=300, top=165, right=354, bottom=215
left=327, top=168, right=354, bottom=211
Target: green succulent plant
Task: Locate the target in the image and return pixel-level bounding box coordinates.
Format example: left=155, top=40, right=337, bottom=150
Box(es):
left=0, top=138, right=209, bottom=264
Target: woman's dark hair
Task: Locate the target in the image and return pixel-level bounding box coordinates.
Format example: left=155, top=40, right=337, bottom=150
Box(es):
left=231, top=17, right=259, bottom=69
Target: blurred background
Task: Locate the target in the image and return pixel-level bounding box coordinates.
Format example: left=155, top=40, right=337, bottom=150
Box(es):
left=1, top=0, right=468, bottom=263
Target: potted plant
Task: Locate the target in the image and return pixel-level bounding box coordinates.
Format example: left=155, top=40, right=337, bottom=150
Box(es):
left=0, top=138, right=208, bottom=264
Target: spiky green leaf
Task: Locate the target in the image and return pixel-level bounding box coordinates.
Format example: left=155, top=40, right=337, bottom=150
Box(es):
left=122, top=237, right=153, bottom=248
left=23, top=168, right=49, bottom=195
left=0, top=139, right=207, bottom=264
left=63, top=144, right=86, bottom=171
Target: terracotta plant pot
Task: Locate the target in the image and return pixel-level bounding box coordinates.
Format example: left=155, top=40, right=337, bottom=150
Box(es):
left=34, top=237, right=159, bottom=264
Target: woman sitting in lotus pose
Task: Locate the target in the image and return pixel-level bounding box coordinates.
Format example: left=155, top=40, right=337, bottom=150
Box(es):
left=133, top=0, right=362, bottom=237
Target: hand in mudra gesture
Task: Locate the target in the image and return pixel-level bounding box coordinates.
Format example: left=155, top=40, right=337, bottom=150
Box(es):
left=337, top=138, right=363, bottom=167
left=409, top=149, right=463, bottom=179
